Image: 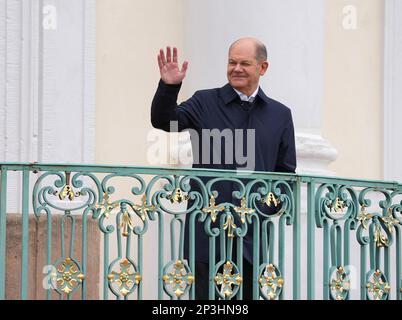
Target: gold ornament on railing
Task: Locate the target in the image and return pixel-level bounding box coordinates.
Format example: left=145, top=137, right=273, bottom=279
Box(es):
left=366, top=269, right=390, bottom=300
left=119, top=210, right=134, bottom=237
left=234, top=198, right=255, bottom=224
left=374, top=225, right=389, bottom=247
left=261, top=192, right=280, bottom=208
left=259, top=264, right=284, bottom=300
left=202, top=196, right=224, bottom=223
left=52, top=257, right=85, bottom=295
left=162, top=260, right=194, bottom=298
left=167, top=188, right=189, bottom=204
left=328, top=197, right=345, bottom=213
left=329, top=266, right=350, bottom=300
left=223, top=215, right=237, bottom=238
left=215, top=261, right=242, bottom=298
left=94, top=192, right=119, bottom=218
left=381, top=209, right=399, bottom=234
left=54, top=172, right=80, bottom=201
left=107, top=259, right=141, bottom=297
left=357, top=205, right=373, bottom=230
left=133, top=194, right=156, bottom=221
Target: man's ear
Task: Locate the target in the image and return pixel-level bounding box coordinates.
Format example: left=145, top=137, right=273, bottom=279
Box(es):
left=260, top=61, right=269, bottom=76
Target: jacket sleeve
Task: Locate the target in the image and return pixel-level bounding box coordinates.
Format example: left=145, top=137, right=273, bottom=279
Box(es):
left=274, top=110, right=297, bottom=173
left=151, top=79, right=202, bottom=132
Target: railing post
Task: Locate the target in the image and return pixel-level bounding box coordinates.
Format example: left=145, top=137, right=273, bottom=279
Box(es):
left=307, top=180, right=315, bottom=300
left=0, top=167, right=7, bottom=299
left=208, top=237, right=216, bottom=300
left=103, top=234, right=109, bottom=300
left=137, top=236, right=143, bottom=300
left=292, top=179, right=301, bottom=299
left=158, top=213, right=164, bottom=300
left=20, top=169, right=30, bottom=299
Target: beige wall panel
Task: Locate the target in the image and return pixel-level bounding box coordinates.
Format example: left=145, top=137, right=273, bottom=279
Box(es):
left=322, top=0, right=384, bottom=180
left=96, top=0, right=184, bottom=166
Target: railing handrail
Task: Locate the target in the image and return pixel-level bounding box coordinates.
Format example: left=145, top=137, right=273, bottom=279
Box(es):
left=1, top=162, right=401, bottom=190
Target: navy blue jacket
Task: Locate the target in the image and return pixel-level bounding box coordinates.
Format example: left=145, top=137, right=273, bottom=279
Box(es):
left=151, top=80, right=296, bottom=263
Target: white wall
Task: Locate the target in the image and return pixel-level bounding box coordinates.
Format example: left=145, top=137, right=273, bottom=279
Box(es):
left=0, top=0, right=95, bottom=164
left=0, top=0, right=96, bottom=212
left=183, top=0, right=325, bottom=134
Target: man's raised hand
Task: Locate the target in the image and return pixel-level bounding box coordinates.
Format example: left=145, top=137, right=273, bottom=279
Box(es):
left=157, top=46, right=188, bottom=85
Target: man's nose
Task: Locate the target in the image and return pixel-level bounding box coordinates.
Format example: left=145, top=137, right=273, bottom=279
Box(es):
left=234, top=64, right=242, bottom=72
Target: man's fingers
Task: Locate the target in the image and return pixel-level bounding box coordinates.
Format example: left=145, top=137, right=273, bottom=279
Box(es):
left=157, top=54, right=163, bottom=71
left=181, top=61, right=189, bottom=74
left=166, top=46, right=172, bottom=63
left=159, top=49, right=166, bottom=65
left=173, top=47, right=178, bottom=63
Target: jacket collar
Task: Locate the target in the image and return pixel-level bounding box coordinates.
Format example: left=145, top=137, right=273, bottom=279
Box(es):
left=219, top=83, right=270, bottom=106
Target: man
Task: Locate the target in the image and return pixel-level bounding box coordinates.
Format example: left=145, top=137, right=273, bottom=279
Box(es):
left=151, top=37, right=296, bottom=299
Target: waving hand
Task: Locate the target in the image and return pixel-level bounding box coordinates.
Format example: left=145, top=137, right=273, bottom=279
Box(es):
left=157, top=46, right=188, bottom=85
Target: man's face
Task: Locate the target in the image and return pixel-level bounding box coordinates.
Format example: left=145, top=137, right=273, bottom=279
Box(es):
left=227, top=41, right=268, bottom=96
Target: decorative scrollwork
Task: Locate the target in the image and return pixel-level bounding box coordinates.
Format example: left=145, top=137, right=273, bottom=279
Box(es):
left=214, top=261, right=242, bottom=299
left=162, top=260, right=194, bottom=298
left=53, top=172, right=81, bottom=201
left=356, top=189, right=395, bottom=247
left=366, top=269, right=391, bottom=300
left=51, top=257, right=85, bottom=295
left=33, top=171, right=98, bottom=216
left=248, top=180, right=293, bottom=220
left=358, top=206, right=398, bottom=248
left=259, top=263, right=284, bottom=300
left=148, top=175, right=204, bottom=215
left=316, top=184, right=357, bottom=226
left=329, top=266, right=351, bottom=300
left=107, top=259, right=141, bottom=297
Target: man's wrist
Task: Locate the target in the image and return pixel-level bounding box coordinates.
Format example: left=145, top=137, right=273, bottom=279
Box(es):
left=160, top=79, right=182, bottom=87
left=158, top=79, right=182, bottom=96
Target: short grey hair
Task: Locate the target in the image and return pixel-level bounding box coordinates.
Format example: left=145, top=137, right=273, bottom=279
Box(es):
left=255, top=41, right=267, bottom=62
left=229, top=38, right=268, bottom=62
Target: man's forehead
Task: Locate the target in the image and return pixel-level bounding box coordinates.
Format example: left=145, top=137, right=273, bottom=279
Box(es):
left=228, top=52, right=256, bottom=61
left=229, top=44, right=256, bottom=57
left=228, top=56, right=255, bottom=62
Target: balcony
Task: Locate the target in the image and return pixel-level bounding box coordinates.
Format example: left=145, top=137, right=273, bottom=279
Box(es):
left=0, top=162, right=401, bottom=300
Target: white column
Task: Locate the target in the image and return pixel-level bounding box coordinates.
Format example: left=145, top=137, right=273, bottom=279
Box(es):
left=177, top=0, right=337, bottom=175
left=0, top=0, right=96, bottom=211
left=384, top=0, right=402, bottom=182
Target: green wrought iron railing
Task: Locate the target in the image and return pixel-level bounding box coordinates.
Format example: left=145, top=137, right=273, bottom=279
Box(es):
left=0, top=163, right=401, bottom=300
